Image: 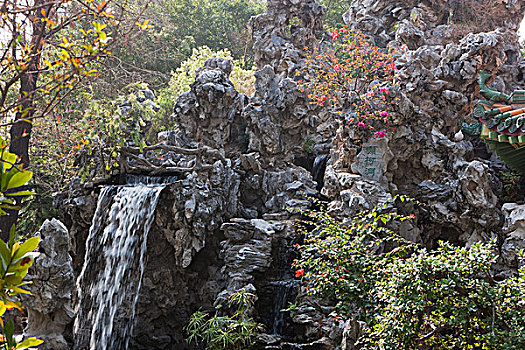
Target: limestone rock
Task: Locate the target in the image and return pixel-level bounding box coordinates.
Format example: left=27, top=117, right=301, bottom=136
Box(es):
left=501, top=203, right=525, bottom=268
left=341, top=319, right=363, bottom=350
left=173, top=57, right=246, bottom=153
left=250, top=0, right=324, bottom=74
left=24, top=219, right=74, bottom=350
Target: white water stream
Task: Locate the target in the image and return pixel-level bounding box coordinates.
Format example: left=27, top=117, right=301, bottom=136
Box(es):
left=74, top=181, right=166, bottom=349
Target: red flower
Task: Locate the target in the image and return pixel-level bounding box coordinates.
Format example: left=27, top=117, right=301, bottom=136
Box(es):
left=295, top=268, right=304, bottom=278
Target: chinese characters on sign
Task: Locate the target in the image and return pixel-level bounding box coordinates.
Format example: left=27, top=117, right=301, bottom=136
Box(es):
left=352, top=142, right=384, bottom=182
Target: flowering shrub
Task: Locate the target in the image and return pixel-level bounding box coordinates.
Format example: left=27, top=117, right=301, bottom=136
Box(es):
left=297, top=28, right=398, bottom=138
left=294, top=198, right=525, bottom=349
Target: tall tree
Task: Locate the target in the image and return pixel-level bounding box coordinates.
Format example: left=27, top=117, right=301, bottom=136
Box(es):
left=0, top=0, right=147, bottom=234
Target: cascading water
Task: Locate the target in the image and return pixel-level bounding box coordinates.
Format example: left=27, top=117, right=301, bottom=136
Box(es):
left=73, top=178, right=170, bottom=350
left=270, top=280, right=295, bottom=335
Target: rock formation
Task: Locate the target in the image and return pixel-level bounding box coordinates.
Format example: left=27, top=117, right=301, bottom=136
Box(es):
left=23, top=219, right=74, bottom=350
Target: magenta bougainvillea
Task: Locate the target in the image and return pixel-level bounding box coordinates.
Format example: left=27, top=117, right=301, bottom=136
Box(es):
left=297, top=27, right=398, bottom=138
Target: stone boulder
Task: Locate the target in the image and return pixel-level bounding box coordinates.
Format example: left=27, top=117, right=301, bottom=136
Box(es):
left=24, top=219, right=74, bottom=350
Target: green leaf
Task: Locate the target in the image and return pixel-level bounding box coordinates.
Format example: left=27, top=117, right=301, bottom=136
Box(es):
left=12, top=236, right=39, bottom=261
left=0, top=196, right=14, bottom=204
left=15, top=337, right=44, bottom=349
left=1, top=167, right=18, bottom=192
left=5, top=319, right=14, bottom=348
left=5, top=190, right=34, bottom=197
left=9, top=286, right=31, bottom=295
left=0, top=239, right=11, bottom=274
left=5, top=170, right=32, bottom=190
left=9, top=225, right=15, bottom=248
left=4, top=274, right=22, bottom=286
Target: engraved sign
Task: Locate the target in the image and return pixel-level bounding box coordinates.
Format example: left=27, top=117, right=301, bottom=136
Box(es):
left=352, top=141, right=384, bottom=182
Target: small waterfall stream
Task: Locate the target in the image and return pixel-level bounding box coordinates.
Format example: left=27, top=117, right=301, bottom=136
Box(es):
left=74, top=178, right=169, bottom=349
left=270, top=280, right=295, bottom=335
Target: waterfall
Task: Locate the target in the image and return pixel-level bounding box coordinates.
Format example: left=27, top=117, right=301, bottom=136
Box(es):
left=270, top=280, right=295, bottom=335
left=73, top=180, right=167, bottom=350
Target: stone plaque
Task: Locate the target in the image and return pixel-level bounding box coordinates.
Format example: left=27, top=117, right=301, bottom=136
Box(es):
left=351, top=141, right=384, bottom=182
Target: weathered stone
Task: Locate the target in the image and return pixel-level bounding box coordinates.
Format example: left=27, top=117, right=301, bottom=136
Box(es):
left=172, top=58, right=246, bottom=154
left=341, top=319, right=363, bottom=350
left=501, top=203, right=525, bottom=268
left=24, top=219, right=74, bottom=350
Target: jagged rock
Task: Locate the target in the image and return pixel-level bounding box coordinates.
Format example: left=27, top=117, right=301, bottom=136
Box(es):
left=220, top=218, right=275, bottom=286
left=501, top=203, right=525, bottom=268
left=341, top=319, right=363, bottom=350
left=250, top=0, right=324, bottom=75
left=157, top=162, right=240, bottom=268
left=24, top=219, right=74, bottom=350
left=173, top=57, right=246, bottom=153
left=458, top=161, right=498, bottom=210
left=244, top=66, right=320, bottom=162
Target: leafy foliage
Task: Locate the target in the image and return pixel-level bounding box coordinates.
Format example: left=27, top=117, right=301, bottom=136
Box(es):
left=294, top=198, right=525, bottom=349
left=186, top=289, right=261, bottom=350
left=318, top=0, right=352, bottom=28
left=0, top=140, right=42, bottom=349
left=0, top=141, right=34, bottom=215
left=106, top=0, right=264, bottom=89
left=0, top=0, right=142, bottom=124
left=74, top=83, right=158, bottom=180
left=297, top=28, right=398, bottom=138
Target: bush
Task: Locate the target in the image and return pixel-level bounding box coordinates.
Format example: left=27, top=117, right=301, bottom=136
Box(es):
left=294, top=198, right=525, bottom=349
left=186, top=290, right=261, bottom=350
left=0, top=140, right=43, bottom=349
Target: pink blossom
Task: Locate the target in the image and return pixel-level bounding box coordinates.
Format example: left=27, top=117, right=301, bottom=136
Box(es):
left=332, top=29, right=339, bottom=40
left=380, top=111, right=389, bottom=117
left=334, top=64, right=341, bottom=72
left=379, top=87, right=390, bottom=94
left=357, top=122, right=366, bottom=127
left=374, top=129, right=387, bottom=138
left=366, top=91, right=375, bottom=97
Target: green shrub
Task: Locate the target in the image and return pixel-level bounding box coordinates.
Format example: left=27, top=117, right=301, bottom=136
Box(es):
left=186, top=289, right=261, bottom=350
left=294, top=198, right=525, bottom=349
left=0, top=140, right=43, bottom=349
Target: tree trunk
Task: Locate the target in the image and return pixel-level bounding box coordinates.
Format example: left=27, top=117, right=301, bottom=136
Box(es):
left=0, top=1, right=46, bottom=238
